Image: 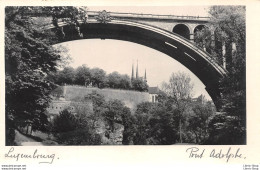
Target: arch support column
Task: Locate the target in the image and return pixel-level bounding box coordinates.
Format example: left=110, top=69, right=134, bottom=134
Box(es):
left=210, top=30, right=215, bottom=49
left=190, top=34, right=194, bottom=42
left=222, top=41, right=226, bottom=69
left=205, top=83, right=221, bottom=111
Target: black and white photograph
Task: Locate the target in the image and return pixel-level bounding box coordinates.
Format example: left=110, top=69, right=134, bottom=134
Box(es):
left=4, top=5, right=247, bottom=146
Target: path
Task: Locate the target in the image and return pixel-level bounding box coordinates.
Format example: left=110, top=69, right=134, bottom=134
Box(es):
left=14, top=130, right=44, bottom=146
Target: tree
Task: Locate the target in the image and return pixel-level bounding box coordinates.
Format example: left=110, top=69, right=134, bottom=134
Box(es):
left=194, top=27, right=212, bottom=53
left=84, top=91, right=107, bottom=128
left=121, top=110, right=136, bottom=145
left=202, top=6, right=246, bottom=144
left=74, top=65, right=91, bottom=86
left=103, top=99, right=126, bottom=132
left=210, top=6, right=246, bottom=117
left=187, top=101, right=214, bottom=144
left=90, top=67, right=106, bottom=88
left=119, top=74, right=131, bottom=90
left=84, top=92, right=134, bottom=144
left=131, top=78, right=149, bottom=92
left=196, top=94, right=206, bottom=105
left=5, top=7, right=63, bottom=145
left=52, top=108, right=102, bottom=145
left=132, top=112, right=151, bottom=144
left=161, top=71, right=194, bottom=143
left=133, top=101, right=179, bottom=145
left=107, top=72, right=132, bottom=90
left=57, top=66, right=75, bottom=85
left=107, top=71, right=121, bottom=89
left=147, top=102, right=179, bottom=145
left=206, top=112, right=245, bottom=145
left=5, top=6, right=88, bottom=145
left=53, top=109, right=77, bottom=132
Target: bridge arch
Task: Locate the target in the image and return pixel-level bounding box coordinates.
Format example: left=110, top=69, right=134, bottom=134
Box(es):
left=193, top=24, right=207, bottom=34
left=193, top=24, right=212, bottom=53
left=46, top=20, right=226, bottom=109
left=172, top=24, right=191, bottom=40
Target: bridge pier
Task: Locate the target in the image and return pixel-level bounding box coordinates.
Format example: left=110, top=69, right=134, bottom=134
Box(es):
left=222, top=42, right=227, bottom=69
left=190, top=34, right=194, bottom=42
left=205, top=83, right=221, bottom=111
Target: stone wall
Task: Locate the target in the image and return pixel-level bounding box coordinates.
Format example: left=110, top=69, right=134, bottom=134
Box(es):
left=64, top=86, right=150, bottom=110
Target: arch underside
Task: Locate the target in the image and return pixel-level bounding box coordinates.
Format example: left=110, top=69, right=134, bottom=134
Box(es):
left=172, top=24, right=190, bottom=40
left=51, top=21, right=226, bottom=107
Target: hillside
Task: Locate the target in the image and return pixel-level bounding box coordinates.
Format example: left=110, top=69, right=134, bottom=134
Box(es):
left=58, top=86, right=150, bottom=110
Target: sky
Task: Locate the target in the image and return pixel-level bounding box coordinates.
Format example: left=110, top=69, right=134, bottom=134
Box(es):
left=57, top=6, right=212, bottom=100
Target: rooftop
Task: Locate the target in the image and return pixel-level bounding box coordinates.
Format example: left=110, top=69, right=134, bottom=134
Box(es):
left=148, top=87, right=160, bottom=94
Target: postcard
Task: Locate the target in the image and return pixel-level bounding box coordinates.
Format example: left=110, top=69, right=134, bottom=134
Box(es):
left=0, top=1, right=260, bottom=170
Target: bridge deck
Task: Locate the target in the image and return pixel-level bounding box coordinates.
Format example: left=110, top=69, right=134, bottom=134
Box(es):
left=87, top=11, right=210, bottom=22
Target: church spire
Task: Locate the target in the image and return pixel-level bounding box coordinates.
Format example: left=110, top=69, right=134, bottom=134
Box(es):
left=136, top=60, right=139, bottom=79
left=131, top=61, right=134, bottom=82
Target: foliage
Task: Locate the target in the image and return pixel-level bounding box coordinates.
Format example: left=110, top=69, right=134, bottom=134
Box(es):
left=162, top=71, right=193, bottom=100
left=208, top=6, right=246, bottom=144
left=132, top=112, right=151, bottom=144
left=216, top=7, right=246, bottom=121
left=209, top=6, right=245, bottom=47
left=90, top=67, right=107, bottom=88
left=161, top=71, right=194, bottom=143
left=194, top=27, right=212, bottom=53
left=85, top=91, right=107, bottom=115
left=53, top=109, right=77, bottom=132
left=119, top=74, right=131, bottom=90
left=74, top=65, right=91, bottom=85
left=103, top=100, right=130, bottom=132
left=121, top=93, right=216, bottom=145
left=121, top=110, right=136, bottom=145
left=186, top=6, right=246, bottom=145
left=52, top=108, right=102, bottom=145
left=187, top=101, right=214, bottom=144
left=56, top=129, right=101, bottom=145
left=106, top=72, right=132, bottom=90
left=50, top=88, right=215, bottom=145
left=48, top=66, right=146, bottom=91
left=57, top=67, right=75, bottom=85
left=132, top=101, right=179, bottom=145
left=131, top=78, right=149, bottom=92
left=107, top=71, right=122, bottom=89
left=5, top=7, right=61, bottom=145
left=194, top=6, right=245, bottom=66
left=135, top=102, right=153, bottom=114
left=5, top=6, right=88, bottom=145
left=206, top=113, right=246, bottom=145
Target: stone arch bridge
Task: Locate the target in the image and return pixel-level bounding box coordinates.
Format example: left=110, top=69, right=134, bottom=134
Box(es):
left=87, top=11, right=211, bottom=42
left=39, top=10, right=227, bottom=109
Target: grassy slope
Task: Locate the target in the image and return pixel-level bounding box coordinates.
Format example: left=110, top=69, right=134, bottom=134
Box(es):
left=64, top=86, right=150, bottom=110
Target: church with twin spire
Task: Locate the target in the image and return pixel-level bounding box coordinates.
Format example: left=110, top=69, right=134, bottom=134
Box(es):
left=130, top=60, right=159, bottom=103
left=131, top=60, right=147, bottom=84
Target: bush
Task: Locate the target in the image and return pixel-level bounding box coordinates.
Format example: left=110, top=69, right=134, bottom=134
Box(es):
left=206, top=113, right=246, bottom=145
left=6, top=118, right=15, bottom=146
left=53, top=109, right=77, bottom=133
left=56, top=129, right=102, bottom=145
left=132, top=102, right=179, bottom=145
left=52, top=109, right=102, bottom=145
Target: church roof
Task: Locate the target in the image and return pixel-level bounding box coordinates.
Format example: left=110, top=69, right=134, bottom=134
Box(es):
left=148, top=87, right=160, bottom=94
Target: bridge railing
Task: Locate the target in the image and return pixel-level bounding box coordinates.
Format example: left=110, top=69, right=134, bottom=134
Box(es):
left=87, top=11, right=210, bottom=21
